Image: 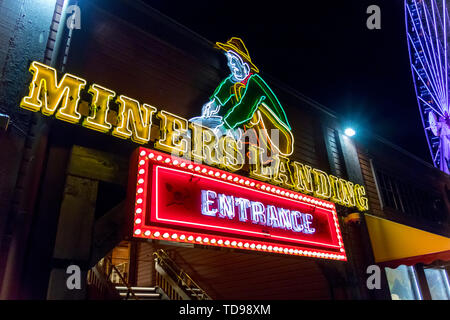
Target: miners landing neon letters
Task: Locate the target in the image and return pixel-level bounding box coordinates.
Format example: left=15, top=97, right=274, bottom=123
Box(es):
left=19, top=61, right=369, bottom=211
left=201, top=190, right=316, bottom=234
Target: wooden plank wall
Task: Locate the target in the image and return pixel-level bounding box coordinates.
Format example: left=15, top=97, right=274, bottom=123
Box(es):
left=136, top=241, right=156, bottom=287
left=325, top=127, right=346, bottom=178
left=136, top=242, right=331, bottom=300
left=356, top=144, right=384, bottom=218
left=356, top=138, right=450, bottom=238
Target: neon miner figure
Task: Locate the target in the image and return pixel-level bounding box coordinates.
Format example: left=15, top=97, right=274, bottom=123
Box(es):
left=190, top=37, right=294, bottom=156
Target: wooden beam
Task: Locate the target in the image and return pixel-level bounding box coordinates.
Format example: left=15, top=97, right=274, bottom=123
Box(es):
left=67, top=145, right=129, bottom=186
left=53, top=175, right=98, bottom=261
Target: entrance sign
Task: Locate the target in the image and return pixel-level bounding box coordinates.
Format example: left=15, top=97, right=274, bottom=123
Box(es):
left=130, top=147, right=346, bottom=260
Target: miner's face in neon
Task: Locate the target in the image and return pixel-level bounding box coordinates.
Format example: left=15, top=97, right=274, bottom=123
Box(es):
left=226, top=50, right=250, bottom=82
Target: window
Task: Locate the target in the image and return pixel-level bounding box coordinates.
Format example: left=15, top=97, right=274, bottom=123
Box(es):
left=375, top=169, right=445, bottom=221
left=385, top=265, right=422, bottom=300
left=424, top=268, right=450, bottom=300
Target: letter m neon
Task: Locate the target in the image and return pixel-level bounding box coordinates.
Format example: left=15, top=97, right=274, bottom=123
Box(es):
left=20, top=61, right=86, bottom=123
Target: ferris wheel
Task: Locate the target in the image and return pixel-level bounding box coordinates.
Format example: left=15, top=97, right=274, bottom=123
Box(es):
left=405, top=0, right=450, bottom=174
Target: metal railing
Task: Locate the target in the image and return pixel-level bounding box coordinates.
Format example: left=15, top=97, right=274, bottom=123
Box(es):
left=153, top=249, right=211, bottom=300
left=87, top=256, right=137, bottom=300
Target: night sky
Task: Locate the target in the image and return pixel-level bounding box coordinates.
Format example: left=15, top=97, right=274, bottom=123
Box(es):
left=145, top=0, right=430, bottom=163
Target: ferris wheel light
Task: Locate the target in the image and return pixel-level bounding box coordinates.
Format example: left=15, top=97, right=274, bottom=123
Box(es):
left=405, top=0, right=450, bottom=173
left=344, top=128, right=356, bottom=137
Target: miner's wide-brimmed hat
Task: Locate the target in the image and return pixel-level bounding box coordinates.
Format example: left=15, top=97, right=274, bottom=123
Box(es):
left=215, top=37, right=259, bottom=73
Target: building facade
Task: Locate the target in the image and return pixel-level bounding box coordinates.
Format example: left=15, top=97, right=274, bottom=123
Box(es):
left=0, top=0, right=448, bottom=300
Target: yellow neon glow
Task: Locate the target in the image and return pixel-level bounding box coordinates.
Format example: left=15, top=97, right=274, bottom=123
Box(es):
left=251, top=104, right=295, bottom=157
left=20, top=61, right=86, bottom=123
left=155, top=111, right=189, bottom=156
left=273, top=155, right=295, bottom=188
left=329, top=175, right=343, bottom=205
left=249, top=145, right=276, bottom=181
left=354, top=184, right=369, bottom=211
left=189, top=122, right=220, bottom=165
left=82, top=84, right=116, bottom=133
left=218, top=135, right=244, bottom=172
left=312, top=169, right=331, bottom=199
left=340, top=179, right=356, bottom=207
left=18, top=61, right=370, bottom=212
left=112, top=95, right=157, bottom=144
left=215, top=37, right=259, bottom=73
left=291, top=161, right=314, bottom=194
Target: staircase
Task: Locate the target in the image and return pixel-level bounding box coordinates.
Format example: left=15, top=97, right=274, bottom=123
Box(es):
left=87, top=256, right=168, bottom=300
left=153, top=249, right=211, bottom=300
left=115, top=286, right=168, bottom=300
left=88, top=249, right=210, bottom=300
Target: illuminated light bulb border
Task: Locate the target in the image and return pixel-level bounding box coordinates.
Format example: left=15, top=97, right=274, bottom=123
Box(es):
left=137, top=147, right=336, bottom=210
left=133, top=225, right=346, bottom=261
left=132, top=147, right=346, bottom=260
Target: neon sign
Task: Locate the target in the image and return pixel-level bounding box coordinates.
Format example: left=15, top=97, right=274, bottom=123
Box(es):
left=130, top=147, right=346, bottom=260
left=190, top=38, right=294, bottom=157
left=200, top=190, right=316, bottom=234
left=18, top=59, right=369, bottom=211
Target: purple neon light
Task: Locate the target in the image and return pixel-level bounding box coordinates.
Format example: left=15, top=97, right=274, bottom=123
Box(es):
left=405, top=0, right=450, bottom=173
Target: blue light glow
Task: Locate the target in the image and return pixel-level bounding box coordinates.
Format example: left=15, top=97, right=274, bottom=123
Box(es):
left=344, top=128, right=356, bottom=137
left=405, top=0, right=450, bottom=173
left=201, top=189, right=316, bottom=234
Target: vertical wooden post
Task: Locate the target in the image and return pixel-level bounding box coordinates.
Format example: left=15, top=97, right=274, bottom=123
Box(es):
left=46, top=175, right=98, bottom=299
